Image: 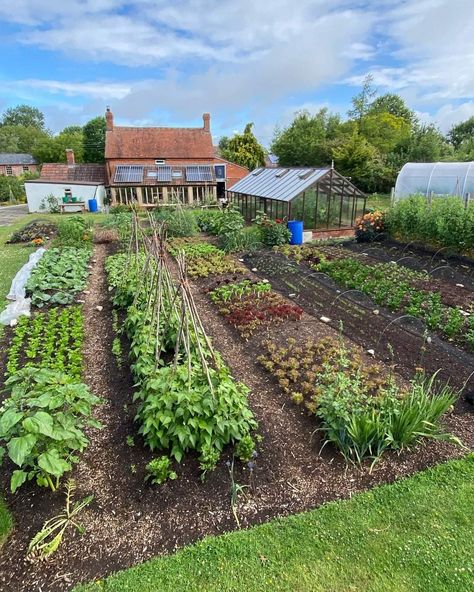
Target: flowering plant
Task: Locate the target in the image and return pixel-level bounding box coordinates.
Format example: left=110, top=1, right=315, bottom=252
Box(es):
left=355, top=210, right=385, bottom=243
left=31, top=237, right=44, bottom=245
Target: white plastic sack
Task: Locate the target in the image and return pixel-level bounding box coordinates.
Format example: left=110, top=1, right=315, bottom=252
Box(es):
left=7, top=247, right=46, bottom=300
left=1, top=247, right=46, bottom=325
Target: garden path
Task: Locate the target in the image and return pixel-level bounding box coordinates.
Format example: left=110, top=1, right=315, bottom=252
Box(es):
left=0, top=205, right=28, bottom=226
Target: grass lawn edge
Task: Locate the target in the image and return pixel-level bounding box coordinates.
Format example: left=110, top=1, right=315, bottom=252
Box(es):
left=75, top=453, right=474, bottom=592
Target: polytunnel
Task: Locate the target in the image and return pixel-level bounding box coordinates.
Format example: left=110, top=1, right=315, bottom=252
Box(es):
left=394, top=162, right=474, bottom=200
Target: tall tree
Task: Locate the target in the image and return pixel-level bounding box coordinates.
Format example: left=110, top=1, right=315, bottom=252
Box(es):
left=0, top=125, right=49, bottom=154
left=448, top=116, right=474, bottom=149
left=0, top=105, right=45, bottom=131
left=331, top=131, right=388, bottom=192
left=360, top=112, right=411, bottom=154
left=82, top=116, right=106, bottom=163
left=401, top=123, right=453, bottom=162
left=347, top=74, right=377, bottom=121
left=32, top=127, right=84, bottom=163
left=367, top=93, right=416, bottom=127
left=221, top=123, right=265, bottom=170
left=271, top=109, right=342, bottom=166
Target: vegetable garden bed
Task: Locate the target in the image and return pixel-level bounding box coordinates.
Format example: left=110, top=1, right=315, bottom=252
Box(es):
left=0, top=222, right=473, bottom=592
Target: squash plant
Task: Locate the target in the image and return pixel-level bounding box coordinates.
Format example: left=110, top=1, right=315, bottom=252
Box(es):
left=0, top=368, right=101, bottom=493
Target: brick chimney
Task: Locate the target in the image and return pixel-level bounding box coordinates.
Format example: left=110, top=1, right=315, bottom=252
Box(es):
left=203, top=112, right=210, bottom=132
left=106, top=106, right=114, bottom=131
left=66, top=149, right=75, bottom=165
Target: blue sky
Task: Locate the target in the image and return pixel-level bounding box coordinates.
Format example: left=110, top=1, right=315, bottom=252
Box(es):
left=0, top=0, right=473, bottom=146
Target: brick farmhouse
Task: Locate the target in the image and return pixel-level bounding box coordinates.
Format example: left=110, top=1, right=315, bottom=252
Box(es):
left=105, top=108, right=249, bottom=206
left=0, top=153, right=38, bottom=177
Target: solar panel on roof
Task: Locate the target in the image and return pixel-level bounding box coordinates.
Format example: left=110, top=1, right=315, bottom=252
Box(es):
left=186, top=165, right=213, bottom=182
left=156, top=165, right=172, bottom=182
left=114, top=165, right=144, bottom=183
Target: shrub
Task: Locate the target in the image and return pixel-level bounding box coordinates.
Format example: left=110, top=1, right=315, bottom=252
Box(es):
left=355, top=210, right=385, bottom=242
left=0, top=175, right=25, bottom=203
left=39, top=194, right=61, bottom=213
left=254, top=211, right=291, bottom=246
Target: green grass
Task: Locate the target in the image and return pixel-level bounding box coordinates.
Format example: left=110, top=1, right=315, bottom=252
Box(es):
left=76, top=455, right=474, bottom=592
left=366, top=193, right=392, bottom=211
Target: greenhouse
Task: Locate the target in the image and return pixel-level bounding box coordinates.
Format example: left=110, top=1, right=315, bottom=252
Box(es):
left=395, top=162, right=474, bottom=201
left=227, top=167, right=366, bottom=230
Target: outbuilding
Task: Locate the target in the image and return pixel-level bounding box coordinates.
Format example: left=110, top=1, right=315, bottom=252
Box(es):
left=25, top=149, right=106, bottom=212
left=227, top=166, right=366, bottom=231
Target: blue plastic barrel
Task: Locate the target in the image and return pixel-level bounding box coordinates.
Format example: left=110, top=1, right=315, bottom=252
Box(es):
left=88, top=198, right=98, bottom=213
left=287, top=220, right=303, bottom=245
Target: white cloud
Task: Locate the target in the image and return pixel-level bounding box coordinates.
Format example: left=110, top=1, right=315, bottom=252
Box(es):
left=418, top=101, right=474, bottom=132
left=1, top=0, right=473, bottom=136
left=7, top=79, right=132, bottom=100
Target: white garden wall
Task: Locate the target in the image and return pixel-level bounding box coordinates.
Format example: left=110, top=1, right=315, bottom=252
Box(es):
left=25, top=182, right=106, bottom=213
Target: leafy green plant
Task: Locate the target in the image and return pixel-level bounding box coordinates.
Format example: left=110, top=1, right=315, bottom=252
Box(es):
left=386, top=195, right=474, bottom=254
left=254, top=211, right=291, bottom=246
left=145, top=456, right=177, bottom=485
left=135, top=360, right=256, bottom=463
left=154, top=207, right=198, bottom=237
left=0, top=368, right=101, bottom=492
left=27, top=479, right=93, bottom=559
left=53, top=216, right=93, bottom=249
left=6, top=306, right=84, bottom=379
left=167, top=238, right=246, bottom=278
left=26, top=247, right=91, bottom=307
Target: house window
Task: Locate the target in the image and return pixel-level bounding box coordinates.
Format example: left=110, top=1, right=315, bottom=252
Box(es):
left=6, top=166, right=13, bottom=176
left=215, top=165, right=226, bottom=180
left=143, top=186, right=164, bottom=204
left=23, top=165, right=29, bottom=172
left=168, top=186, right=185, bottom=202
left=117, top=186, right=137, bottom=204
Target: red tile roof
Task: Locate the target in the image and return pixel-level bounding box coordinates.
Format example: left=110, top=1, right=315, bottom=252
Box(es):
left=40, top=163, right=106, bottom=184
left=105, top=126, right=214, bottom=160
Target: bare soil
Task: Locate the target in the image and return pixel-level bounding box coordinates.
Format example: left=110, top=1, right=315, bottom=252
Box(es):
left=0, top=243, right=473, bottom=592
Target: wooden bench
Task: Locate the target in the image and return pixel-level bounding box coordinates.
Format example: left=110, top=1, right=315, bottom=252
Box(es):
left=59, top=202, right=86, bottom=214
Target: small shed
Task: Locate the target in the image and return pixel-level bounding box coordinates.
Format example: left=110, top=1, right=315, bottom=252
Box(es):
left=395, top=162, right=474, bottom=201
left=227, top=166, right=366, bottom=230
left=25, top=150, right=106, bottom=212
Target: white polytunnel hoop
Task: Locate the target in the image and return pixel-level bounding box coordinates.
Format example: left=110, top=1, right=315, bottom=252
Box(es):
left=394, top=162, right=474, bottom=201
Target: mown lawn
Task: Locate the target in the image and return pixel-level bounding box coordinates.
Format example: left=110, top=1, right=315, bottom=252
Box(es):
left=365, top=193, right=391, bottom=211
left=76, top=454, right=474, bottom=592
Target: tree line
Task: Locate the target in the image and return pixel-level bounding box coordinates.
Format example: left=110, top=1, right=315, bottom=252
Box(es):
left=0, top=105, right=106, bottom=164
left=220, top=76, right=474, bottom=193
left=2, top=77, right=473, bottom=195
